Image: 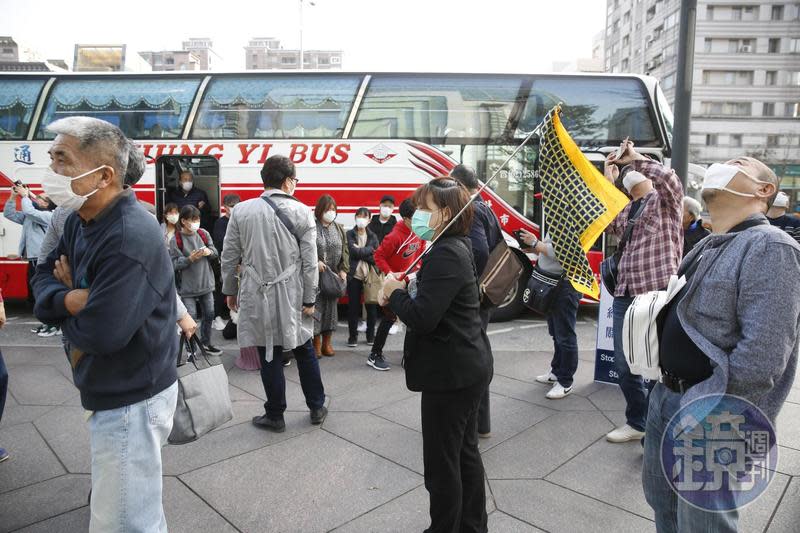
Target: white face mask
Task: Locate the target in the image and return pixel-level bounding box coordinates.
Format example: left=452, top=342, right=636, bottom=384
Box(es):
left=702, top=163, right=766, bottom=198
left=187, top=221, right=200, bottom=232
left=181, top=181, right=193, bottom=192
left=355, top=218, right=368, bottom=229
left=165, top=213, right=179, bottom=225
left=380, top=206, right=393, bottom=218
left=322, top=210, right=337, bottom=224
left=41, top=165, right=106, bottom=211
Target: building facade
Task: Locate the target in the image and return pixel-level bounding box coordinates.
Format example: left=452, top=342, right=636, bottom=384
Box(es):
left=604, top=0, right=800, bottom=208
left=139, top=50, right=201, bottom=71
left=244, top=37, right=342, bottom=70
left=181, top=38, right=220, bottom=71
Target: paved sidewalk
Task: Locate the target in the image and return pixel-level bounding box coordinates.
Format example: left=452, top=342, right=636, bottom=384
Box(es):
left=1, top=332, right=799, bottom=532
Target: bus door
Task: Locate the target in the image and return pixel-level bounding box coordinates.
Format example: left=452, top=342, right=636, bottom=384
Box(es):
left=155, top=155, right=221, bottom=231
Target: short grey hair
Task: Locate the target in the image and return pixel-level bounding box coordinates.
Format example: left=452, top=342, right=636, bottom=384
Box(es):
left=46, top=117, right=129, bottom=184
left=683, top=196, right=702, bottom=219
left=124, top=141, right=146, bottom=186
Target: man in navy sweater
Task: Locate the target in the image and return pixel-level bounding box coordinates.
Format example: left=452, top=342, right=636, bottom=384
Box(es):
left=32, top=117, right=178, bottom=533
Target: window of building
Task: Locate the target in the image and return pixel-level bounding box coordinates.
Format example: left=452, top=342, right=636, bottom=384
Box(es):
left=165, top=58, right=174, bottom=65
left=732, top=6, right=759, bottom=21
left=319, top=57, right=330, bottom=65
left=763, top=102, right=776, bottom=116
left=706, top=5, right=714, bottom=20
left=769, top=38, right=781, bottom=53
left=622, top=35, right=630, bottom=48
left=704, top=38, right=712, bottom=53
left=2, top=47, right=13, bottom=54
left=622, top=58, right=630, bottom=70
left=281, top=56, right=296, bottom=64
left=790, top=71, right=800, bottom=85
left=772, top=5, right=785, bottom=20
left=767, top=135, right=780, bottom=147
left=766, top=71, right=778, bottom=85
left=662, top=73, right=676, bottom=90
left=701, top=101, right=752, bottom=116
left=730, top=39, right=755, bottom=53
left=331, top=56, right=341, bottom=64
left=664, top=10, right=679, bottom=29
left=791, top=38, right=800, bottom=52
left=703, top=70, right=754, bottom=85
left=646, top=5, right=656, bottom=21
left=623, top=11, right=631, bottom=24
left=706, top=134, right=718, bottom=146
left=785, top=102, right=800, bottom=117
left=730, top=134, right=743, bottom=147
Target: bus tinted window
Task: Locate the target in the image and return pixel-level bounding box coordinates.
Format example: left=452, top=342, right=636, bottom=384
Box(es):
left=0, top=79, right=45, bottom=140
left=352, top=75, right=524, bottom=143
left=192, top=75, right=360, bottom=139
left=36, top=78, right=201, bottom=140
left=517, top=77, right=659, bottom=147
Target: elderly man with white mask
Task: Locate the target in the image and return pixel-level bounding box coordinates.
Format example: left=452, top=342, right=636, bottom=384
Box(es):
left=603, top=140, right=684, bottom=444
left=767, top=191, right=800, bottom=243
left=641, top=156, right=800, bottom=531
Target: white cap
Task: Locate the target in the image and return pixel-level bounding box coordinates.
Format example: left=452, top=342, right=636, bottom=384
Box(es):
left=623, top=170, right=648, bottom=193
left=773, top=191, right=789, bottom=208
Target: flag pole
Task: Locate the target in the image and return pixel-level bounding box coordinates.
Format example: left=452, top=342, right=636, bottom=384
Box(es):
left=399, top=103, right=561, bottom=279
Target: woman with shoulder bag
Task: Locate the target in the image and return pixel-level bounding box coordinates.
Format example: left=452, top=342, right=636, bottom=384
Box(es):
left=346, top=207, right=379, bottom=348
left=313, top=195, right=349, bottom=357
left=382, top=178, right=492, bottom=533
left=519, top=229, right=581, bottom=400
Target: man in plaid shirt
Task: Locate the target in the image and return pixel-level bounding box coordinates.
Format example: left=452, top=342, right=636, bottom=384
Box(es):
left=603, top=140, right=684, bottom=444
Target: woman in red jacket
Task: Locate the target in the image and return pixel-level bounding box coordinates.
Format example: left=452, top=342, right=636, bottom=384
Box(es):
left=369, top=198, right=425, bottom=371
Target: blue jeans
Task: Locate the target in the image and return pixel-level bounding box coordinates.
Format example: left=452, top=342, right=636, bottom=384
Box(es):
left=546, top=281, right=581, bottom=388
left=643, top=383, right=738, bottom=532
left=88, top=381, right=178, bottom=533
left=258, top=340, right=325, bottom=420
left=182, top=292, right=214, bottom=345
left=612, top=296, right=651, bottom=431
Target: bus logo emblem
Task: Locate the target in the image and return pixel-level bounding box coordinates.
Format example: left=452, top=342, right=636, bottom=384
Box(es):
left=14, top=145, right=33, bottom=165
left=364, top=144, right=396, bottom=164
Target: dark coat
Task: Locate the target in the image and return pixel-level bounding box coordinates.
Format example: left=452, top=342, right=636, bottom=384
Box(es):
left=368, top=214, right=397, bottom=243
left=683, top=218, right=710, bottom=257
left=389, top=235, right=492, bottom=392
left=346, top=227, right=379, bottom=278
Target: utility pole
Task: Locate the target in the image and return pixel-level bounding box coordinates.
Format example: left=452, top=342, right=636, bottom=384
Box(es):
left=299, top=0, right=304, bottom=70
left=671, top=0, right=698, bottom=188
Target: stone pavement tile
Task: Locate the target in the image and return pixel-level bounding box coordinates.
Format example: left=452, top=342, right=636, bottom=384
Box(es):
left=7, top=365, right=76, bottom=406
left=785, top=386, right=800, bottom=404
left=227, top=382, right=263, bottom=402
left=492, top=351, right=554, bottom=384
left=296, top=352, right=375, bottom=395
left=15, top=507, right=89, bottom=533
left=5, top=388, right=18, bottom=407
left=587, top=384, right=627, bottom=411
left=0, top=423, right=65, bottom=494
left=34, top=406, right=91, bottom=474
left=213, top=400, right=265, bottom=432
left=323, top=412, right=424, bottom=474
left=487, top=511, right=545, bottom=532
left=478, top=395, right=555, bottom=452
left=180, top=429, right=422, bottom=533
left=373, top=393, right=422, bottom=432
left=776, top=402, right=800, bottom=450
left=492, top=479, right=655, bottom=533
left=766, top=476, right=800, bottom=532
left=331, top=484, right=429, bottom=532
left=601, top=410, right=628, bottom=428
left=0, top=405, right=54, bottom=429
left=330, top=377, right=417, bottom=412
left=162, top=410, right=316, bottom=476
left=163, top=477, right=239, bottom=533
left=1, top=346, right=61, bottom=367
left=483, top=411, right=613, bottom=480
left=227, top=367, right=314, bottom=411
left=545, top=439, right=653, bottom=518
left=736, top=472, right=791, bottom=533
left=0, top=474, right=90, bottom=533
left=490, top=375, right=600, bottom=412
left=775, top=445, right=800, bottom=476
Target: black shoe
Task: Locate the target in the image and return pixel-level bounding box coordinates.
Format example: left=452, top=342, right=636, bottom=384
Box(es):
left=310, top=406, right=328, bottom=425
left=252, top=415, right=286, bottom=433
left=346, top=336, right=357, bottom=347
left=367, top=353, right=390, bottom=371
left=366, top=335, right=375, bottom=345
left=203, top=344, right=223, bottom=356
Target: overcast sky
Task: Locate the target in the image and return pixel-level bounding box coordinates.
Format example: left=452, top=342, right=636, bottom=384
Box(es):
left=1, top=0, right=605, bottom=72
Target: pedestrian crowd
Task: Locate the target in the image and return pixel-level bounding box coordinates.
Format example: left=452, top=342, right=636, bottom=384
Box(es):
left=0, top=116, right=798, bottom=533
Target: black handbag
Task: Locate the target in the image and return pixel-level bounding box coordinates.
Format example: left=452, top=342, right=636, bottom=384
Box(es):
left=319, top=267, right=346, bottom=299
left=601, top=197, right=649, bottom=294
left=522, top=266, right=563, bottom=314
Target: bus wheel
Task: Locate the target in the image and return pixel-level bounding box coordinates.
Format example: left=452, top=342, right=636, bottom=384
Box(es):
left=490, top=263, right=531, bottom=323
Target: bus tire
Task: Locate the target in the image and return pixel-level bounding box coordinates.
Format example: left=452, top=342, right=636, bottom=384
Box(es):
left=490, top=259, right=532, bottom=323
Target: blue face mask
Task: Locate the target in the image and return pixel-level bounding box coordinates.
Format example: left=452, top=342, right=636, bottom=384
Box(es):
left=411, top=209, right=438, bottom=241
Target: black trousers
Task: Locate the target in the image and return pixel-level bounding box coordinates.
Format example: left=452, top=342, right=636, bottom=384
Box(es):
left=26, top=259, right=37, bottom=306
left=346, top=278, right=377, bottom=340
left=421, top=379, right=488, bottom=533
left=477, top=306, right=492, bottom=435
left=371, top=306, right=397, bottom=355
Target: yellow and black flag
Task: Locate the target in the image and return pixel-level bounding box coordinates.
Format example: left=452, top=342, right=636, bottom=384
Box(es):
left=538, top=105, right=629, bottom=299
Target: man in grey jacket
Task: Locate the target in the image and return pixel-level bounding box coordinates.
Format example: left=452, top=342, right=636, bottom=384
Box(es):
left=221, top=155, right=326, bottom=432
left=642, top=156, right=800, bottom=531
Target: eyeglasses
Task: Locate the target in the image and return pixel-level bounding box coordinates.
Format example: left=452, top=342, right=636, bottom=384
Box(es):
left=289, top=176, right=300, bottom=184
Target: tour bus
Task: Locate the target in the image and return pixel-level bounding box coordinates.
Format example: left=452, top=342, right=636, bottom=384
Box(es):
left=0, top=71, right=673, bottom=320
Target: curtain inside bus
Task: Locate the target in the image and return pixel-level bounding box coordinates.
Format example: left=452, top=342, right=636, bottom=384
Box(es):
left=35, top=78, right=202, bottom=140
left=191, top=75, right=361, bottom=139
left=0, top=79, right=45, bottom=140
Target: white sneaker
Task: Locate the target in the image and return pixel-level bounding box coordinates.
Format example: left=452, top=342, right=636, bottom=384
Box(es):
left=212, top=317, right=227, bottom=331
left=388, top=324, right=399, bottom=335
left=535, top=372, right=558, bottom=384
left=606, top=424, right=646, bottom=443
left=357, top=321, right=367, bottom=333
left=546, top=383, right=572, bottom=399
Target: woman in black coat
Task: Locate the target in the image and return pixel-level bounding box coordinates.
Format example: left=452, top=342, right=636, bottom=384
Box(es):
left=346, top=207, right=380, bottom=347
left=382, top=178, right=492, bottom=533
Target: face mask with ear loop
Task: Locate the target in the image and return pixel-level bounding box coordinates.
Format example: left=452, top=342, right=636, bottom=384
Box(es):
left=41, top=165, right=108, bottom=211
left=702, top=163, right=769, bottom=198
